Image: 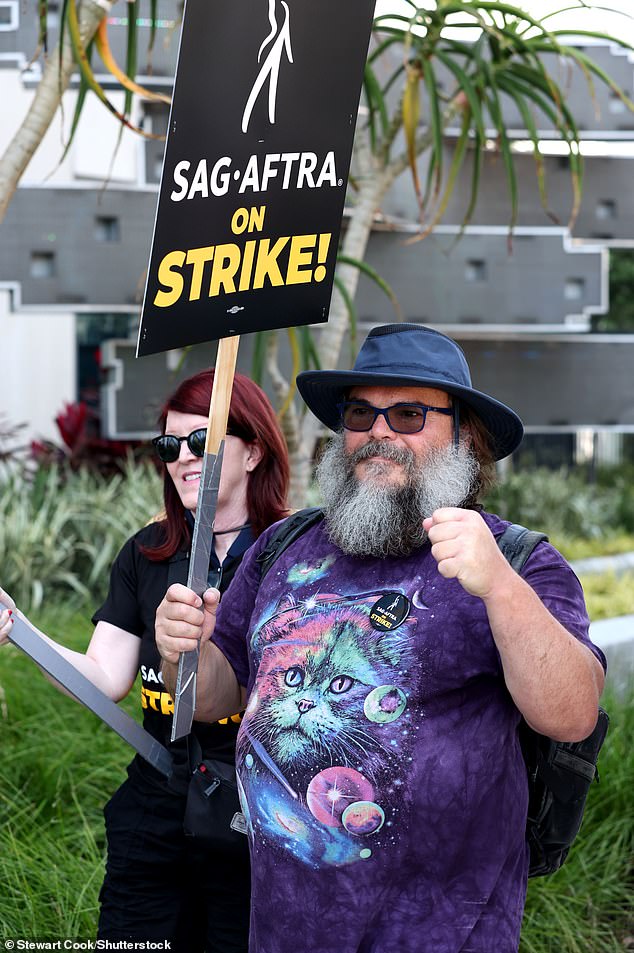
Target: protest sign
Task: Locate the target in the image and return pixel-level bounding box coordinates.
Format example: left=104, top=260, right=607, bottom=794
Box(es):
left=137, top=0, right=376, bottom=356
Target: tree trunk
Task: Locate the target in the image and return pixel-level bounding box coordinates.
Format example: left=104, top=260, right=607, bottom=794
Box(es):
left=0, top=0, right=113, bottom=222
left=282, top=126, right=404, bottom=505
left=265, top=333, right=312, bottom=508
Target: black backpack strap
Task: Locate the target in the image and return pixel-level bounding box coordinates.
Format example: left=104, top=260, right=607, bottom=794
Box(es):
left=496, top=522, right=548, bottom=573
left=256, top=507, right=324, bottom=581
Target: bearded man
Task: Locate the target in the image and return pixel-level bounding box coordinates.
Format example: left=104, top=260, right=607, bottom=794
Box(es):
left=156, top=324, right=605, bottom=953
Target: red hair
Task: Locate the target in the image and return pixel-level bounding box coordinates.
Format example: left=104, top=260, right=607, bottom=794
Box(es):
left=143, top=370, right=290, bottom=561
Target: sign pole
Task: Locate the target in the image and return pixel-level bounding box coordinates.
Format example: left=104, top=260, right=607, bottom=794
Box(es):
left=171, top=334, right=241, bottom=740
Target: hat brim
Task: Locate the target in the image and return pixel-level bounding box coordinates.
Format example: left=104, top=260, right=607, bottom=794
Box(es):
left=296, top=370, right=524, bottom=461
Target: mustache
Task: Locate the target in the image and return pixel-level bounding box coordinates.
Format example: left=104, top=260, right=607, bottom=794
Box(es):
left=347, top=440, right=415, bottom=469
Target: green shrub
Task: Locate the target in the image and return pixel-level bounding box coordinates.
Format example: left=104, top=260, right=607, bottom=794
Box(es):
left=0, top=460, right=162, bottom=612
left=549, top=534, right=634, bottom=561
left=581, top=572, right=634, bottom=621
left=485, top=467, right=634, bottom=540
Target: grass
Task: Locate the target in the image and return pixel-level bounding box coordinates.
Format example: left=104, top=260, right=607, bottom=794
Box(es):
left=1, top=463, right=631, bottom=939
left=0, top=605, right=134, bottom=935
left=1, top=600, right=632, bottom=945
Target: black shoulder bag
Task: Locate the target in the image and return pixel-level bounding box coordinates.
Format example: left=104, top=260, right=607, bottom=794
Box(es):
left=165, top=555, right=249, bottom=852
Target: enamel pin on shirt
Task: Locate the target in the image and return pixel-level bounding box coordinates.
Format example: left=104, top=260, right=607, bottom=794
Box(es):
left=369, top=592, right=411, bottom=631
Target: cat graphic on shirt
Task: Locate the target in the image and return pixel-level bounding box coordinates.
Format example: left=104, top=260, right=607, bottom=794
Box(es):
left=241, top=595, right=418, bottom=787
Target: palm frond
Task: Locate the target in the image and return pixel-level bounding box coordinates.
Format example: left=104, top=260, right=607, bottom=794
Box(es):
left=66, top=0, right=163, bottom=140
left=95, top=19, right=170, bottom=105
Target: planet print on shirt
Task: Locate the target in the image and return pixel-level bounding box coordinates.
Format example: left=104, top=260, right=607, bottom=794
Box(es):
left=236, top=591, right=419, bottom=867
left=306, top=766, right=374, bottom=827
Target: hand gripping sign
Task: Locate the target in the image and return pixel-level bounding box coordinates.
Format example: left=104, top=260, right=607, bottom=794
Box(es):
left=136, top=0, right=376, bottom=739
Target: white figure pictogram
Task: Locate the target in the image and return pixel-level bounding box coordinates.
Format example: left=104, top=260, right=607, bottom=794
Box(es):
left=242, top=0, right=293, bottom=135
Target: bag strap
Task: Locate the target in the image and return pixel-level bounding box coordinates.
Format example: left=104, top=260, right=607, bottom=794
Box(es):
left=256, top=513, right=547, bottom=581
left=496, top=522, right=548, bottom=573
left=257, top=507, right=324, bottom=580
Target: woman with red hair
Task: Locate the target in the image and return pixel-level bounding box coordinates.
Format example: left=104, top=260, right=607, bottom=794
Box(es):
left=0, top=369, right=290, bottom=951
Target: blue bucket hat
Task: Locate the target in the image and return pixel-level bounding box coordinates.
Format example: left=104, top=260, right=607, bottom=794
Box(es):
left=296, top=324, right=524, bottom=460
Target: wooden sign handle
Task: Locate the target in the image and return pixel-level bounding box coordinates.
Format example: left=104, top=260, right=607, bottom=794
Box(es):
left=205, top=335, right=240, bottom=454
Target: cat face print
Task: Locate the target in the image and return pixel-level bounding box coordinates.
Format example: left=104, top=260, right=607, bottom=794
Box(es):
left=245, top=596, right=415, bottom=778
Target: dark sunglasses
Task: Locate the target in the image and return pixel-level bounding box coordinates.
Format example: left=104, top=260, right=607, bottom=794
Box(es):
left=337, top=401, right=453, bottom=435
left=152, top=427, right=207, bottom=463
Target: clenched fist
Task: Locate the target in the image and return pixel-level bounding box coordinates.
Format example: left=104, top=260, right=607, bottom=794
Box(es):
left=423, top=508, right=514, bottom=599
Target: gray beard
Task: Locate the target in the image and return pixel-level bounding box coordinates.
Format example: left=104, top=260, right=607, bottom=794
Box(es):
left=315, top=434, right=479, bottom=557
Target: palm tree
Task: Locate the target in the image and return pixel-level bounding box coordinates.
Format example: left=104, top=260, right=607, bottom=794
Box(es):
left=264, top=1, right=634, bottom=502
left=1, top=1, right=632, bottom=502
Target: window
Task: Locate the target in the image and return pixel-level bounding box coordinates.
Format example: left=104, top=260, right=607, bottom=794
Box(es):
left=564, top=278, right=585, bottom=301
left=0, top=1, right=18, bottom=30
left=94, top=216, right=121, bottom=242
left=609, top=91, right=628, bottom=115
left=596, top=199, right=617, bottom=221
left=30, top=252, right=55, bottom=279
left=464, top=259, right=487, bottom=282
left=46, top=0, right=58, bottom=31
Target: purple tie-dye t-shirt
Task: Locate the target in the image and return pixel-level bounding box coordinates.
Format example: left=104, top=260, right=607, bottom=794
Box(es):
left=211, top=512, right=605, bottom=953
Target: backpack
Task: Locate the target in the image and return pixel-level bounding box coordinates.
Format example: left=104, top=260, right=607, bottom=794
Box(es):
left=256, top=508, right=609, bottom=878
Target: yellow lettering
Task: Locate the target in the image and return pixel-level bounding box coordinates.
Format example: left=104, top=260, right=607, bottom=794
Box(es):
left=141, top=686, right=176, bottom=716
left=231, top=208, right=249, bottom=234
left=209, top=243, right=242, bottom=296
left=153, top=229, right=331, bottom=305
left=231, top=206, right=265, bottom=234
left=238, top=240, right=257, bottom=292
left=154, top=251, right=186, bottom=307
left=253, top=237, right=290, bottom=289
left=186, top=246, right=214, bottom=301
left=146, top=689, right=161, bottom=711
left=286, top=234, right=316, bottom=285
left=248, top=206, right=266, bottom=232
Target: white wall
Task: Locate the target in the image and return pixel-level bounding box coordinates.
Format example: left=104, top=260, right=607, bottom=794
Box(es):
left=0, top=71, right=141, bottom=187
left=0, top=289, right=76, bottom=443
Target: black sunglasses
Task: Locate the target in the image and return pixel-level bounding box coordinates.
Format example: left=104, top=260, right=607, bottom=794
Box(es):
left=337, top=401, right=453, bottom=435
left=152, top=427, right=207, bottom=463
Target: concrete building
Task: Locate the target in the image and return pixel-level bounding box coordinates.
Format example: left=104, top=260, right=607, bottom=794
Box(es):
left=1, top=5, right=633, bottom=463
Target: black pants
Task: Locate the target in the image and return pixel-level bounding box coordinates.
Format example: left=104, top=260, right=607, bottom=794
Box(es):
left=97, top=777, right=250, bottom=952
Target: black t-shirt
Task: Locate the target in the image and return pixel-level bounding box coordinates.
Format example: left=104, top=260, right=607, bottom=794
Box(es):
left=92, top=521, right=255, bottom=790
